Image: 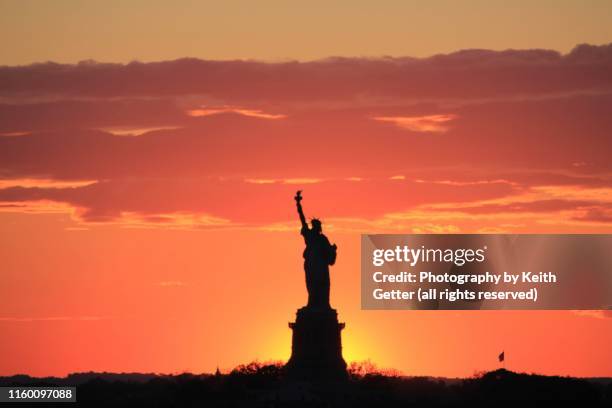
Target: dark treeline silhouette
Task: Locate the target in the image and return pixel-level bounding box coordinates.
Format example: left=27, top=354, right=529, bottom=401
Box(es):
left=1, top=363, right=611, bottom=407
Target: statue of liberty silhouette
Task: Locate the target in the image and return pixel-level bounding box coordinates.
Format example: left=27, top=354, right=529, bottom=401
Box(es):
left=286, top=191, right=347, bottom=380
left=295, top=190, right=338, bottom=309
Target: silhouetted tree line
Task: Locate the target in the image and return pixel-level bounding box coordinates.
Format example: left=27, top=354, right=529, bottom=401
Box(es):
left=1, top=362, right=610, bottom=407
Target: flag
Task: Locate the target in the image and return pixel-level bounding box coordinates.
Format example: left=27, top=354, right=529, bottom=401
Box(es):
left=498, top=351, right=505, bottom=362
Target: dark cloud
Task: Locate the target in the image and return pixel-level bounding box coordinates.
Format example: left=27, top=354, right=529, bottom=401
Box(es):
left=442, top=200, right=608, bottom=215
left=0, top=99, right=185, bottom=133
left=2, top=94, right=612, bottom=180
left=0, top=45, right=611, bottom=224
left=1, top=44, right=611, bottom=101
left=573, top=207, right=612, bottom=224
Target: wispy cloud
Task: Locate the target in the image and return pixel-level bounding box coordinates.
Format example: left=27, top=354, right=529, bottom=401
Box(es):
left=97, top=126, right=182, bottom=136
left=373, top=114, right=457, bottom=133
left=187, top=106, right=286, bottom=119
left=571, top=310, right=612, bottom=319
left=244, top=178, right=323, bottom=185
left=0, top=179, right=97, bottom=189
left=244, top=178, right=277, bottom=185
left=282, top=178, right=322, bottom=185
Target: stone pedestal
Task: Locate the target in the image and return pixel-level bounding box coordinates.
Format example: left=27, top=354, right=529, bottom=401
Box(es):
left=285, top=307, right=347, bottom=380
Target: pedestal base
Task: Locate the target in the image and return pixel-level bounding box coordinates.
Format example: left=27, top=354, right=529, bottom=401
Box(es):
left=285, top=307, right=347, bottom=381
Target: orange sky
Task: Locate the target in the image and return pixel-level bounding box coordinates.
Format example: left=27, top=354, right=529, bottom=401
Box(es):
left=1, top=2, right=612, bottom=378
left=1, top=212, right=611, bottom=378
left=2, top=1, right=612, bottom=64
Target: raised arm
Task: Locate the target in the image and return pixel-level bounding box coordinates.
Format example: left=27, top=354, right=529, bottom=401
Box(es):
left=295, top=190, right=308, bottom=230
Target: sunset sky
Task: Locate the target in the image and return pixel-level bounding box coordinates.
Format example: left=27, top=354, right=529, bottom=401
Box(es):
left=1, top=1, right=612, bottom=378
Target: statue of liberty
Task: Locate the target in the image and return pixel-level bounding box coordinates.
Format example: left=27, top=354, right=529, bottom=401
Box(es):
left=286, top=190, right=347, bottom=380
left=294, top=190, right=337, bottom=309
